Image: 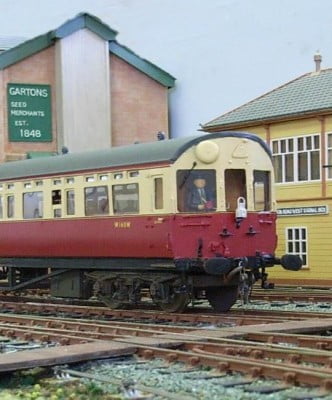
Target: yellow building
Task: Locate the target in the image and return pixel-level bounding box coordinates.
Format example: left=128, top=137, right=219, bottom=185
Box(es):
left=203, top=55, right=332, bottom=286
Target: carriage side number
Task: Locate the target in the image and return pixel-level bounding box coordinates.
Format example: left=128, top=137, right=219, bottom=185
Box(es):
left=114, top=221, right=131, bottom=228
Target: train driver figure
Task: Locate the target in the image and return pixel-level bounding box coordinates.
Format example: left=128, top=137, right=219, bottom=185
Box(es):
left=186, top=173, right=215, bottom=211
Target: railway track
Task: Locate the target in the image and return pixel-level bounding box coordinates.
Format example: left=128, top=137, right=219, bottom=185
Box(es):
left=0, top=296, right=330, bottom=398
left=0, top=301, right=330, bottom=398
left=0, top=299, right=331, bottom=323
left=0, top=313, right=331, bottom=391
left=250, top=286, right=332, bottom=303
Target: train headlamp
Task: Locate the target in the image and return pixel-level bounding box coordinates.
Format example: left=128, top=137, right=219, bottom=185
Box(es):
left=195, top=140, right=219, bottom=164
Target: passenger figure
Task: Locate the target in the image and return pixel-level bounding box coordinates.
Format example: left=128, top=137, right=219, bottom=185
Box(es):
left=186, top=174, right=215, bottom=211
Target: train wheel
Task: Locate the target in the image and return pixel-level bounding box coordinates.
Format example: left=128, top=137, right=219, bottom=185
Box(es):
left=158, top=292, right=190, bottom=313
left=98, top=294, right=124, bottom=309
left=206, top=286, right=239, bottom=312
left=150, top=282, right=189, bottom=313
left=96, top=279, right=126, bottom=309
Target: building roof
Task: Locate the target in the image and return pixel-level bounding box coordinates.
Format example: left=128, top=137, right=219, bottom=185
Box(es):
left=0, top=13, right=175, bottom=88
left=203, top=68, right=332, bottom=130
left=0, top=131, right=270, bottom=180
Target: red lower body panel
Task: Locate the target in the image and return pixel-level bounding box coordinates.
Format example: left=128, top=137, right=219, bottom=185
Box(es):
left=0, top=212, right=277, bottom=260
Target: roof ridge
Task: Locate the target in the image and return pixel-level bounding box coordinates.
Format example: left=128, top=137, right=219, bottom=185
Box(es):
left=204, top=68, right=332, bottom=128
left=0, top=12, right=175, bottom=88
left=204, top=71, right=312, bottom=127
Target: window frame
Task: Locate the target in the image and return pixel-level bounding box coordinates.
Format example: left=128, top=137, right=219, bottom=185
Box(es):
left=176, top=169, right=216, bottom=213
left=253, top=170, right=271, bottom=211
left=326, top=132, right=332, bottom=180
left=22, top=191, right=44, bottom=219
left=112, top=183, right=139, bottom=214
left=285, top=226, right=307, bottom=268
left=154, top=177, right=164, bottom=210
left=272, top=134, right=320, bottom=184
left=84, top=185, right=109, bottom=216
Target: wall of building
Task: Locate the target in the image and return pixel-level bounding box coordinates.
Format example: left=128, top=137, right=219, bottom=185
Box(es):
left=0, top=26, right=171, bottom=161
left=55, top=29, right=111, bottom=153
left=234, top=117, right=332, bottom=285
left=0, top=47, right=57, bottom=162
left=110, top=54, right=169, bottom=146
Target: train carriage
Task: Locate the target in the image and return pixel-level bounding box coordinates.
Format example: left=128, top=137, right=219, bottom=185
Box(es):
left=0, top=132, right=301, bottom=312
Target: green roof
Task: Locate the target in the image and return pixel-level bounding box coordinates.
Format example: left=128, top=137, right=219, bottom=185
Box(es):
left=0, top=132, right=270, bottom=180
left=0, top=13, right=175, bottom=88
left=204, top=69, right=332, bottom=129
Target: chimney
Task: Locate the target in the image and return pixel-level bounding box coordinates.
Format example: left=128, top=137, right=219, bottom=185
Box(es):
left=314, top=52, right=322, bottom=72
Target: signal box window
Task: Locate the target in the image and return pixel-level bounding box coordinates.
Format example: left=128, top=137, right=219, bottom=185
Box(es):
left=225, top=169, right=246, bottom=211
left=253, top=170, right=271, bottom=211
left=23, top=192, right=43, bottom=219
left=177, top=170, right=216, bottom=212
left=154, top=178, right=163, bottom=209
left=7, top=196, right=14, bottom=218
left=84, top=186, right=109, bottom=216
left=286, top=227, right=307, bottom=267
left=113, top=183, right=139, bottom=214
left=272, top=135, right=320, bottom=183
left=66, top=190, right=75, bottom=215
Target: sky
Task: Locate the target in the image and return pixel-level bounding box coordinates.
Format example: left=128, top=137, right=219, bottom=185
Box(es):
left=0, top=0, right=332, bottom=137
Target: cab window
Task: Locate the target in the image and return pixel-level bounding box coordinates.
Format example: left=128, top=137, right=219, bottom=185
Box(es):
left=23, top=192, right=43, bottom=219
left=112, top=183, right=139, bottom=214
left=254, top=170, right=271, bottom=211
left=177, top=169, right=216, bottom=212
left=225, top=169, right=246, bottom=211
left=0, top=196, right=2, bottom=219
left=154, top=178, right=163, bottom=209
left=84, top=186, right=109, bottom=216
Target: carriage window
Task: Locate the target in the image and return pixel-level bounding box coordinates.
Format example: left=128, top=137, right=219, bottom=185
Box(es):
left=112, top=183, right=139, bottom=214
left=52, top=190, right=61, bottom=205
left=54, top=209, right=62, bottom=218
left=225, top=169, right=246, bottom=211
left=7, top=196, right=14, bottom=218
left=154, top=178, right=163, bottom=209
left=84, top=186, right=109, bottom=216
left=0, top=196, right=3, bottom=218
left=254, top=170, right=271, bottom=211
left=113, top=173, right=123, bottom=180
left=66, top=190, right=75, bottom=215
left=23, top=192, right=43, bottom=219
left=177, top=169, right=216, bottom=212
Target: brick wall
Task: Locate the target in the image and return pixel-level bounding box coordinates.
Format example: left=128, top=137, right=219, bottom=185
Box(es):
left=0, top=45, right=171, bottom=162
left=110, top=54, right=169, bottom=147
left=1, top=47, right=57, bottom=161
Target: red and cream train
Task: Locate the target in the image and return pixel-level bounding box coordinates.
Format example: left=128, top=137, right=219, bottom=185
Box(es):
left=0, top=132, right=301, bottom=312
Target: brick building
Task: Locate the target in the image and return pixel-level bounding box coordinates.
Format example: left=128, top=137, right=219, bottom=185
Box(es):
left=203, top=55, right=332, bottom=286
left=0, top=13, right=175, bottom=161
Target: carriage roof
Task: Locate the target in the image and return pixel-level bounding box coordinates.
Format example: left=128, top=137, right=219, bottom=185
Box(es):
left=0, top=131, right=271, bottom=180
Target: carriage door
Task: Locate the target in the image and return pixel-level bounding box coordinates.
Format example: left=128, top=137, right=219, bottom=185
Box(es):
left=224, top=169, right=247, bottom=211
